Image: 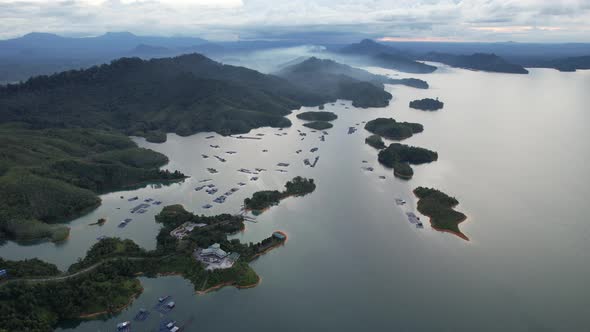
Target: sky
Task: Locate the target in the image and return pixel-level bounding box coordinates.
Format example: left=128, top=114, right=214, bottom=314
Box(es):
left=1, top=0, right=590, bottom=42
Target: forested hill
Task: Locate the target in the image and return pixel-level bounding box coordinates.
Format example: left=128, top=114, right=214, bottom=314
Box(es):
left=277, top=57, right=429, bottom=89
left=276, top=57, right=394, bottom=108
left=338, top=39, right=438, bottom=74
left=422, top=52, right=529, bottom=74
left=0, top=53, right=327, bottom=141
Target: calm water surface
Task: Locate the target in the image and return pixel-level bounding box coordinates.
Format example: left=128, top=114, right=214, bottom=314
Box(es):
left=2, top=65, right=590, bottom=331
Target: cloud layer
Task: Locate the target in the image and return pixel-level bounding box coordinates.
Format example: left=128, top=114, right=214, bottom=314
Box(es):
left=1, top=0, right=589, bottom=42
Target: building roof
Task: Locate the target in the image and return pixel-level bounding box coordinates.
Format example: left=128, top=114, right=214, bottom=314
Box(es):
left=201, top=243, right=228, bottom=259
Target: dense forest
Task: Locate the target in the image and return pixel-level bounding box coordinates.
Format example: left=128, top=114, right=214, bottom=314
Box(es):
left=0, top=125, right=185, bottom=242
left=413, top=187, right=468, bottom=240
left=0, top=53, right=329, bottom=142
left=409, top=98, right=444, bottom=111
left=244, top=176, right=316, bottom=211
left=378, top=143, right=438, bottom=179
left=364, top=118, right=424, bottom=140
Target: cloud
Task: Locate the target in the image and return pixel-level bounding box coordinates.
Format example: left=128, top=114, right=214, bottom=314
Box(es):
left=0, top=0, right=589, bottom=42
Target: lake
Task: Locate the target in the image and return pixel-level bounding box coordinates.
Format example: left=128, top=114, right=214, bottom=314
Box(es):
left=3, top=65, right=590, bottom=331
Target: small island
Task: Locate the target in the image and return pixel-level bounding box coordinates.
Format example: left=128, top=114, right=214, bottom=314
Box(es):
left=303, top=121, right=333, bottom=130
left=364, top=118, right=423, bottom=140
left=244, top=176, right=316, bottom=212
left=409, top=98, right=444, bottom=111
left=0, top=205, right=288, bottom=331
left=378, top=143, right=438, bottom=179
left=413, top=187, right=468, bottom=240
left=296, top=111, right=338, bottom=122
left=365, top=134, right=386, bottom=149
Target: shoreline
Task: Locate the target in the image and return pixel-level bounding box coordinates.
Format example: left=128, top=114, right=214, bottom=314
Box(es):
left=78, top=284, right=143, bottom=319
left=427, top=214, right=469, bottom=241
left=196, top=275, right=262, bottom=295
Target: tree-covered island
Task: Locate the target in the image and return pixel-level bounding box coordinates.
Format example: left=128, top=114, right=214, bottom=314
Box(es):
left=244, top=176, right=316, bottom=212
left=409, top=98, right=444, bottom=111
left=0, top=205, right=288, bottom=331
left=378, top=143, right=438, bottom=179
left=413, top=187, right=468, bottom=240
left=364, top=118, right=424, bottom=140
left=303, top=121, right=333, bottom=130
left=296, top=111, right=338, bottom=122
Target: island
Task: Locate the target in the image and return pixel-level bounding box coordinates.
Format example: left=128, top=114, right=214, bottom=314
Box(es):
left=0, top=126, right=186, bottom=243
left=365, top=134, right=386, bottom=149
left=244, top=176, right=316, bottom=212
left=0, top=205, right=288, bottom=331
left=303, top=121, right=333, bottom=130
left=296, top=111, right=338, bottom=122
left=409, top=98, right=444, bottom=111
left=413, top=187, right=468, bottom=240
left=377, top=143, right=438, bottom=179
left=364, top=118, right=424, bottom=140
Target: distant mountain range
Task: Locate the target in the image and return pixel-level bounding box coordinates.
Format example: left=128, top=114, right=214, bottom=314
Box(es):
left=1, top=33, right=590, bottom=83
left=0, top=32, right=208, bottom=58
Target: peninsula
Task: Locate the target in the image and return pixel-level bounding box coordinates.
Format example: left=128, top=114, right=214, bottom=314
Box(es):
left=244, top=176, right=316, bottom=212
left=0, top=205, right=287, bottom=331
left=413, top=187, right=468, bottom=240
left=0, top=126, right=186, bottom=243
left=378, top=143, right=438, bottom=179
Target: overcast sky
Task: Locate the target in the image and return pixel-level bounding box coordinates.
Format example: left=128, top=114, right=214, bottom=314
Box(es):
left=1, top=0, right=589, bottom=42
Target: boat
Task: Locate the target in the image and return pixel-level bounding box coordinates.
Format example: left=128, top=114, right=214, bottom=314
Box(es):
left=158, top=295, right=170, bottom=303
left=310, top=147, right=319, bottom=153
left=201, top=154, right=209, bottom=158
left=195, top=185, right=205, bottom=191
left=198, top=178, right=212, bottom=183
left=202, top=204, right=213, bottom=209
left=277, top=162, right=290, bottom=167
left=250, top=176, right=259, bottom=181
left=238, top=182, right=246, bottom=186
left=116, top=321, right=131, bottom=330
left=118, top=220, right=128, bottom=228
left=205, top=135, right=215, bottom=139
left=127, top=196, right=139, bottom=202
